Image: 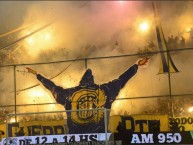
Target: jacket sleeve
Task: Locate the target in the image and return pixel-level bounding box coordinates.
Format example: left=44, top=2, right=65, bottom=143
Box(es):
left=36, top=74, right=68, bottom=105
left=101, top=64, right=138, bottom=101
left=117, top=64, right=138, bottom=88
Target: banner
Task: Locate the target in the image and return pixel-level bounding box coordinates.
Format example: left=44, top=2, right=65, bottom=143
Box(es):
left=0, top=133, right=113, bottom=145
left=1, top=115, right=169, bottom=139
left=1, top=115, right=193, bottom=140
left=114, top=131, right=193, bottom=144
left=0, top=120, right=68, bottom=138
left=169, top=117, right=193, bottom=131
left=1, top=132, right=193, bottom=145
left=109, top=115, right=168, bottom=133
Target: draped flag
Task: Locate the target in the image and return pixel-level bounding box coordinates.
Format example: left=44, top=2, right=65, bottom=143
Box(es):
left=153, top=2, right=179, bottom=74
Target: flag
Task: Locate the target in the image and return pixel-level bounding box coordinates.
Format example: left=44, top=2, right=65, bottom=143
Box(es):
left=153, top=2, right=179, bottom=74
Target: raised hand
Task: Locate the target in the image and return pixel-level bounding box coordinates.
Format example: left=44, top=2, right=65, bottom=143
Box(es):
left=26, top=67, right=37, bottom=75
left=137, top=57, right=150, bottom=66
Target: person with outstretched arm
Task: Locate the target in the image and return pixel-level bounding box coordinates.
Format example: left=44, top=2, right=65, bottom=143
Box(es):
left=27, top=57, right=149, bottom=134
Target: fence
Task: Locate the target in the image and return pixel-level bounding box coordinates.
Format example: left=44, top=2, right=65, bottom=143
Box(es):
left=4, top=108, right=117, bottom=145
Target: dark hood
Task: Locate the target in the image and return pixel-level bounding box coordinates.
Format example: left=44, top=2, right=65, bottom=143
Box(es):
left=79, top=69, right=94, bottom=86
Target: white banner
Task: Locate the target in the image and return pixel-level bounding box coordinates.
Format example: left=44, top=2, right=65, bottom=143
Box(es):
left=0, top=133, right=112, bottom=145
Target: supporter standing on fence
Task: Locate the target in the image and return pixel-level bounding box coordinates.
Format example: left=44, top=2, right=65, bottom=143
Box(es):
left=27, top=57, right=149, bottom=134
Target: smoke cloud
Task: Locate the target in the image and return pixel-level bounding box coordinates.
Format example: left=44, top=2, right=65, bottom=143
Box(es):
left=0, top=1, right=193, bottom=118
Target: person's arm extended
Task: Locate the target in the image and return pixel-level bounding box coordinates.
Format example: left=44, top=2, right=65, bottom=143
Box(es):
left=101, top=57, right=149, bottom=102
left=36, top=74, right=61, bottom=92
left=26, top=68, right=67, bottom=104
left=111, top=57, right=149, bottom=89
left=118, top=64, right=138, bottom=88
left=26, top=67, right=57, bottom=91
left=120, top=57, right=149, bottom=87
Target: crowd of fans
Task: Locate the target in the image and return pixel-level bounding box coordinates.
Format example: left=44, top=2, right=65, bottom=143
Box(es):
left=138, top=30, right=193, bottom=58
left=167, top=35, right=186, bottom=50
left=1, top=30, right=193, bottom=65
left=166, top=28, right=193, bottom=50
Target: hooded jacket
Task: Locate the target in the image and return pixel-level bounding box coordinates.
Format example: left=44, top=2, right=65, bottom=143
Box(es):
left=36, top=64, right=138, bottom=134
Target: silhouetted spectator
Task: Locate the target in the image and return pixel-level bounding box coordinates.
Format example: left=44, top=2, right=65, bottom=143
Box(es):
left=0, top=130, right=5, bottom=141
left=169, top=119, right=179, bottom=132
left=117, top=122, right=124, bottom=133
left=170, top=35, right=175, bottom=50
left=167, top=36, right=172, bottom=49
left=180, top=36, right=185, bottom=48
left=174, top=36, right=179, bottom=49
left=167, top=35, right=175, bottom=50
left=148, top=41, right=155, bottom=50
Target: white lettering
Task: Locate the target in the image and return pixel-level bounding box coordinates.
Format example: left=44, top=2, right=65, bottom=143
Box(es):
left=173, top=133, right=182, bottom=143
left=131, top=134, right=140, bottom=143
left=141, top=134, right=154, bottom=143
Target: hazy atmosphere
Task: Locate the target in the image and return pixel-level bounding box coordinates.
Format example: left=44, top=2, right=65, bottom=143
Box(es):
left=0, top=1, right=193, bottom=119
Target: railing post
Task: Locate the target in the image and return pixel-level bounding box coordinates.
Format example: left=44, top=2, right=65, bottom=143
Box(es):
left=104, top=108, right=108, bottom=145
left=6, top=114, right=9, bottom=145
left=85, top=58, right=87, bottom=69
left=13, top=65, right=17, bottom=122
